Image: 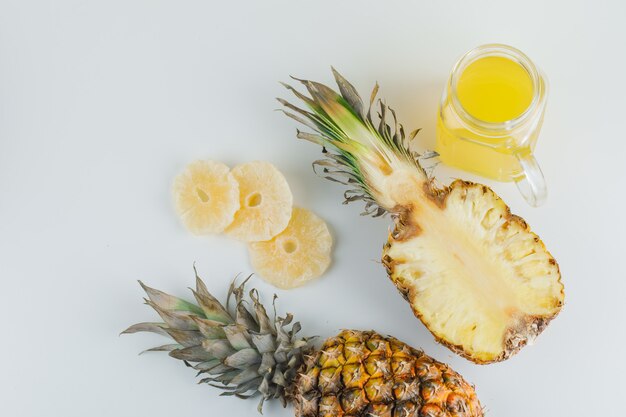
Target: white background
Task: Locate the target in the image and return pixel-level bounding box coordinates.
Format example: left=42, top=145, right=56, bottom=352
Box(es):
left=1, top=1, right=625, bottom=416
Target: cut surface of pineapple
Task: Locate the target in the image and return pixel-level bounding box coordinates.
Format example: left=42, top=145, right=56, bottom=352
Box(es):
left=248, top=207, right=332, bottom=288
left=384, top=180, right=563, bottom=363
left=172, top=160, right=239, bottom=235
left=225, top=161, right=293, bottom=242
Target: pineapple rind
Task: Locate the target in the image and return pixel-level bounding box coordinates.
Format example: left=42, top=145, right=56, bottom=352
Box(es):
left=293, top=330, right=484, bottom=417
left=383, top=180, right=564, bottom=363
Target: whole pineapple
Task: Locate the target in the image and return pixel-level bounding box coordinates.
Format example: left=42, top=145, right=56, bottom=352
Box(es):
left=124, top=270, right=483, bottom=416
left=279, top=69, right=564, bottom=363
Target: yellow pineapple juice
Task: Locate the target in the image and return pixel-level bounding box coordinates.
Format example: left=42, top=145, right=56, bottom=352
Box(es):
left=436, top=45, right=547, bottom=183
left=457, top=57, right=533, bottom=124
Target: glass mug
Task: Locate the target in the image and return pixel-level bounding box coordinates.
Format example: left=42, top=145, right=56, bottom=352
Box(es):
left=436, top=44, right=548, bottom=206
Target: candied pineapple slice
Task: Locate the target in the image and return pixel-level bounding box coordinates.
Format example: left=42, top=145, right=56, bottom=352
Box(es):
left=249, top=207, right=332, bottom=289
left=172, top=160, right=239, bottom=234
left=226, top=161, right=293, bottom=242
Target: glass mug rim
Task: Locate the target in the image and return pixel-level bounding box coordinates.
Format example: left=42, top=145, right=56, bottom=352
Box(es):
left=447, top=43, right=546, bottom=141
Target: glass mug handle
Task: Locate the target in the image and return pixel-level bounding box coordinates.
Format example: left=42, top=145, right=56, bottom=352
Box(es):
left=513, top=151, right=547, bottom=207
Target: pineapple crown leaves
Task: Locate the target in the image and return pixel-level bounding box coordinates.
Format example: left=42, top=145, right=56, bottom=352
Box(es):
left=122, top=268, right=313, bottom=413
left=278, top=68, right=434, bottom=217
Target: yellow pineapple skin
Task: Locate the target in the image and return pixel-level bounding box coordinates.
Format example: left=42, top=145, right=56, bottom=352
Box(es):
left=292, top=330, right=483, bottom=417
left=383, top=180, right=565, bottom=364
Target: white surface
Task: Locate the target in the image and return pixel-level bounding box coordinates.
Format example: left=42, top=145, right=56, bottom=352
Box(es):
left=1, top=1, right=625, bottom=416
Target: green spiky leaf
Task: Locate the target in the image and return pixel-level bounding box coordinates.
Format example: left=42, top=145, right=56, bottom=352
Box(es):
left=279, top=69, right=428, bottom=217
left=124, top=268, right=312, bottom=413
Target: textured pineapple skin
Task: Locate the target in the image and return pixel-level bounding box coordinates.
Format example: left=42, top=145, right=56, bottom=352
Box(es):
left=292, top=330, right=482, bottom=417
left=383, top=180, right=565, bottom=364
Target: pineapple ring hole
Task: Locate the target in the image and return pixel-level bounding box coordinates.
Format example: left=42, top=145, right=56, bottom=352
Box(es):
left=196, top=187, right=210, bottom=203
left=282, top=239, right=298, bottom=254
left=246, top=192, right=262, bottom=207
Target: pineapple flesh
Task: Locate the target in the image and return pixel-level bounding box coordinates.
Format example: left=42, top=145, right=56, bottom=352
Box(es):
left=249, top=207, right=332, bottom=289
left=173, top=160, right=240, bottom=234
left=124, top=271, right=483, bottom=416
left=226, top=161, right=293, bottom=242
left=279, top=69, right=564, bottom=363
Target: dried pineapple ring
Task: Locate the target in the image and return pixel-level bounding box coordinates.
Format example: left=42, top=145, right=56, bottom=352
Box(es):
left=172, top=160, right=239, bottom=235
left=225, top=161, right=293, bottom=242
left=249, top=207, right=332, bottom=289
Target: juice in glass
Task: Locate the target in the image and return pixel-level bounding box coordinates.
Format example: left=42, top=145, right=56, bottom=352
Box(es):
left=436, top=44, right=548, bottom=206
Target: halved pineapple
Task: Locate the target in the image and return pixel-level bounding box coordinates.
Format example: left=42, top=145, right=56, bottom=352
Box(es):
left=279, top=69, right=564, bottom=363
left=248, top=207, right=332, bottom=289
left=172, top=160, right=239, bottom=234
left=225, top=161, right=293, bottom=242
